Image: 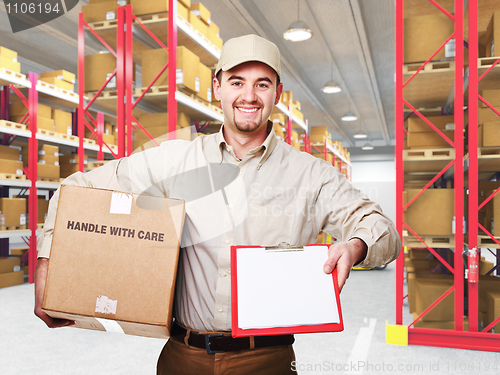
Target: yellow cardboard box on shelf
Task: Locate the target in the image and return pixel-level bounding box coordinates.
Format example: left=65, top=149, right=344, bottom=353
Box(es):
left=82, top=2, right=119, bottom=23
left=405, top=188, right=454, bottom=235
left=142, top=46, right=200, bottom=93
left=209, top=21, right=219, bottom=36
left=480, top=89, right=500, bottom=108
left=188, top=11, right=209, bottom=38
left=414, top=278, right=454, bottom=321
left=177, top=1, right=189, bottom=20
left=40, top=70, right=76, bottom=84
left=39, top=144, right=59, bottom=156
left=197, top=62, right=212, bottom=102
left=10, top=102, right=52, bottom=118
left=85, top=52, right=136, bottom=92
left=178, top=0, right=190, bottom=8
left=0, top=46, right=18, bottom=61
left=136, top=112, right=190, bottom=130
left=486, top=291, right=500, bottom=332
left=190, top=2, right=211, bottom=25
left=0, top=159, right=24, bottom=176
left=39, top=77, right=74, bottom=92
left=0, top=257, right=21, bottom=274
left=486, top=11, right=500, bottom=58
left=407, top=115, right=454, bottom=133
left=42, top=185, right=186, bottom=338
left=0, top=145, right=20, bottom=161
left=208, top=28, right=223, bottom=49
left=130, top=0, right=168, bottom=16
left=0, top=270, right=24, bottom=289
left=52, top=109, right=73, bottom=135
left=0, top=56, right=20, bottom=73
left=479, top=107, right=500, bottom=123
left=407, top=130, right=454, bottom=149
left=11, top=115, right=55, bottom=132
left=0, top=198, right=26, bottom=227
left=270, top=113, right=286, bottom=127
left=404, top=13, right=454, bottom=64
left=60, top=164, right=80, bottom=179
left=37, top=164, right=60, bottom=179
left=482, top=122, right=500, bottom=147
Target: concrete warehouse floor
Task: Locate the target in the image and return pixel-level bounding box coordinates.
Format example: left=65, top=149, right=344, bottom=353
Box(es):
left=0, top=262, right=498, bottom=375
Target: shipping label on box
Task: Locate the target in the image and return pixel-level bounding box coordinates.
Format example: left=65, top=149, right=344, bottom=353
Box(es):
left=42, top=186, right=185, bottom=339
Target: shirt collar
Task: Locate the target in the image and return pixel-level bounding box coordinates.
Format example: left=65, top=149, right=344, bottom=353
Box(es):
left=216, top=121, right=278, bottom=169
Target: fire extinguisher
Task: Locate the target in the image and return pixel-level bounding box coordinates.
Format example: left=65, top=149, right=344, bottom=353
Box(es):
left=468, top=248, right=479, bottom=283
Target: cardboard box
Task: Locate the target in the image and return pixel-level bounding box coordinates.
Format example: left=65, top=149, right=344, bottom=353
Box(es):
left=413, top=317, right=468, bottom=330
left=405, top=189, right=454, bottom=235
left=178, top=0, right=190, bottom=7
left=190, top=2, right=211, bottom=25
left=404, top=13, right=454, bottom=63
left=40, top=70, right=76, bottom=84
left=486, top=291, right=500, bottom=332
left=0, top=159, right=24, bottom=175
left=209, top=21, right=219, bottom=35
left=197, top=62, right=212, bottom=102
left=136, top=112, right=190, bottom=130
left=85, top=53, right=116, bottom=92
left=408, top=115, right=454, bottom=133
left=39, top=77, right=75, bottom=92
left=414, top=278, right=454, bottom=321
left=0, top=271, right=24, bottom=289
left=0, top=46, right=18, bottom=61
left=292, top=106, right=303, bottom=120
left=130, top=0, right=168, bottom=16
left=10, top=102, right=52, bottom=118
left=60, top=154, right=88, bottom=165
left=60, top=164, right=80, bottom=179
left=0, top=257, right=21, bottom=274
left=188, top=11, right=209, bottom=38
left=21, top=153, right=59, bottom=166
left=52, top=109, right=73, bottom=135
left=407, top=130, right=454, bottom=149
left=177, top=1, right=189, bottom=20
left=11, top=115, right=54, bottom=132
left=0, top=198, right=26, bottom=227
left=271, top=114, right=287, bottom=127
left=486, top=11, right=500, bottom=57
left=42, top=185, right=185, bottom=338
left=479, top=107, right=500, bottom=124
left=82, top=2, right=119, bottom=23
left=281, top=91, right=293, bottom=107
left=0, top=56, right=20, bottom=73
left=10, top=247, right=27, bottom=257
left=142, top=47, right=200, bottom=93
left=0, top=145, right=20, bottom=161
left=39, top=144, right=59, bottom=156
left=481, top=89, right=500, bottom=108
left=482, top=122, right=500, bottom=147
left=208, top=28, right=223, bottom=49
left=38, top=197, right=50, bottom=224
left=37, top=164, right=60, bottom=179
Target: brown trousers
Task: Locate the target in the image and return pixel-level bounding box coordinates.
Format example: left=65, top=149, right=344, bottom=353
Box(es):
left=157, top=335, right=297, bottom=375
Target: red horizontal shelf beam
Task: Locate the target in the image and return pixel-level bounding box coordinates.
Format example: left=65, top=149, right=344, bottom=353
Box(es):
left=408, top=327, right=500, bottom=352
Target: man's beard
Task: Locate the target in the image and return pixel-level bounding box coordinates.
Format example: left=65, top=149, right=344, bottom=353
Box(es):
left=232, top=100, right=264, bottom=133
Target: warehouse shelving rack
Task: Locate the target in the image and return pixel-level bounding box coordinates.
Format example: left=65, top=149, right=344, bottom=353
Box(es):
left=392, top=0, right=500, bottom=351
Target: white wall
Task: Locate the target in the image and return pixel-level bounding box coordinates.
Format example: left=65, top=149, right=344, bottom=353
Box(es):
left=351, top=160, right=396, bottom=224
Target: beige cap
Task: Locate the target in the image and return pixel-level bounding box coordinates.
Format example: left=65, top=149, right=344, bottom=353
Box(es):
left=215, top=34, right=281, bottom=80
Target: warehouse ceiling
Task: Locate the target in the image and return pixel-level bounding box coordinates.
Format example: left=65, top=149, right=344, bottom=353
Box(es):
left=0, top=0, right=396, bottom=159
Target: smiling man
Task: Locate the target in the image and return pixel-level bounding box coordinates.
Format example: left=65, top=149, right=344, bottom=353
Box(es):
left=34, top=34, right=400, bottom=375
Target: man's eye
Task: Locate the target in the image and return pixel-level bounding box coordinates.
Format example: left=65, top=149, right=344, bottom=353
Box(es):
left=231, top=81, right=242, bottom=86
left=258, top=83, right=269, bottom=89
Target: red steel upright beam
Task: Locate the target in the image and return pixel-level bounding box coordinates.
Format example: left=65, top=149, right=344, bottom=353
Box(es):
left=78, top=12, right=85, bottom=172
left=395, top=0, right=404, bottom=326
left=453, top=0, right=464, bottom=332
left=28, top=72, right=38, bottom=284
left=168, top=0, right=178, bottom=139
left=126, top=5, right=134, bottom=154
left=117, top=6, right=126, bottom=157
left=468, top=0, right=479, bottom=333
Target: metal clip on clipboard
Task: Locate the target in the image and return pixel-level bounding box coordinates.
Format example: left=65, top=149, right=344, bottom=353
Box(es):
left=265, top=242, right=304, bottom=252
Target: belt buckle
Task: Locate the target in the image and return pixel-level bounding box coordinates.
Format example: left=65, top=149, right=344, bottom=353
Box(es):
left=205, top=333, right=224, bottom=354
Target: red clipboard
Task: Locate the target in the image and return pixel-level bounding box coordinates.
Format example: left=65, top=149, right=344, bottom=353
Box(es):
left=231, top=244, right=344, bottom=338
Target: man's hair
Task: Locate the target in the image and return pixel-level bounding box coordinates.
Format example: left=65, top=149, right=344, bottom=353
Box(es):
left=215, top=70, right=281, bottom=88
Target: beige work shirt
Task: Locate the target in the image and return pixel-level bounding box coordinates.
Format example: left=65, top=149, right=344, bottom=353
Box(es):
left=38, top=123, right=401, bottom=332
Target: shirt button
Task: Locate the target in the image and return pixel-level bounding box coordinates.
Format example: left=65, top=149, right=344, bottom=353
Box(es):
left=219, top=308, right=224, bottom=313
left=225, top=240, right=230, bottom=244
left=229, top=204, right=234, bottom=208
left=221, top=271, right=227, bottom=277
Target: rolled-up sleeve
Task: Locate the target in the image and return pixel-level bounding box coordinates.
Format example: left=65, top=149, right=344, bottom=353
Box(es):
left=313, top=167, right=401, bottom=268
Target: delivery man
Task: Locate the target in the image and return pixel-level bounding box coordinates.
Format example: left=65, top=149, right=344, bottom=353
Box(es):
left=34, top=34, right=401, bottom=374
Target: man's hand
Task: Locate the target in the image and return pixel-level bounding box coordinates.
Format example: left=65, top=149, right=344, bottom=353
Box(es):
left=323, top=238, right=368, bottom=292
left=34, top=258, right=74, bottom=328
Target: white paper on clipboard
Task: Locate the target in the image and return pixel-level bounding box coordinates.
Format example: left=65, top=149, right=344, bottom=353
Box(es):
left=235, top=245, right=340, bottom=330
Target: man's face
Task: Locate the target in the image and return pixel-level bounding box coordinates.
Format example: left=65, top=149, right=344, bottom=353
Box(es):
left=213, top=61, right=283, bottom=134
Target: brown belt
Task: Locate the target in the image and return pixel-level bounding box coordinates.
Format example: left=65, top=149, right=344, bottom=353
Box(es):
left=171, top=323, right=295, bottom=354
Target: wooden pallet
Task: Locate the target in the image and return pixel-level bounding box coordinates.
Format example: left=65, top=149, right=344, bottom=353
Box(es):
left=87, top=160, right=110, bottom=170
left=0, top=67, right=26, bottom=81
left=135, top=85, right=169, bottom=96
left=37, top=176, right=62, bottom=183
left=0, top=225, right=27, bottom=231
left=83, top=138, right=97, bottom=145
left=403, top=60, right=455, bottom=75
left=37, top=128, right=57, bottom=137
left=403, top=232, right=455, bottom=249
left=55, top=133, right=79, bottom=142
left=88, top=19, right=118, bottom=28
left=0, top=120, right=27, bottom=131
left=136, top=12, right=168, bottom=22
left=37, top=80, right=58, bottom=91
left=404, top=148, right=455, bottom=160
left=478, top=235, right=500, bottom=248
left=86, top=89, right=118, bottom=100
left=0, top=173, right=27, bottom=181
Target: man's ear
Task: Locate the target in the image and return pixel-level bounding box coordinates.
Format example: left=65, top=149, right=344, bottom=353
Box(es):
left=274, top=82, right=283, bottom=105
left=213, top=77, right=221, bottom=101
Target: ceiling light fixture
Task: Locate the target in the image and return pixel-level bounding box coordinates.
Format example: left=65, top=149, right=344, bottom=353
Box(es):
left=353, top=130, right=367, bottom=139
left=342, top=96, right=358, bottom=121
left=362, top=143, right=374, bottom=151
left=321, top=64, right=341, bottom=94
left=283, top=0, right=313, bottom=42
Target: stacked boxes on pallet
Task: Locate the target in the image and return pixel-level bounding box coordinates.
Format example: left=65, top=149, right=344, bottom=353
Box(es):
left=0, top=145, right=23, bottom=178
left=39, top=70, right=76, bottom=92
left=59, top=153, right=88, bottom=179
left=478, top=89, right=500, bottom=147
left=10, top=102, right=55, bottom=132
left=0, top=46, right=21, bottom=73
left=133, top=112, right=191, bottom=150
left=406, top=115, right=455, bottom=150
left=0, top=257, right=23, bottom=289
left=21, top=144, right=60, bottom=179
left=0, top=198, right=26, bottom=229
